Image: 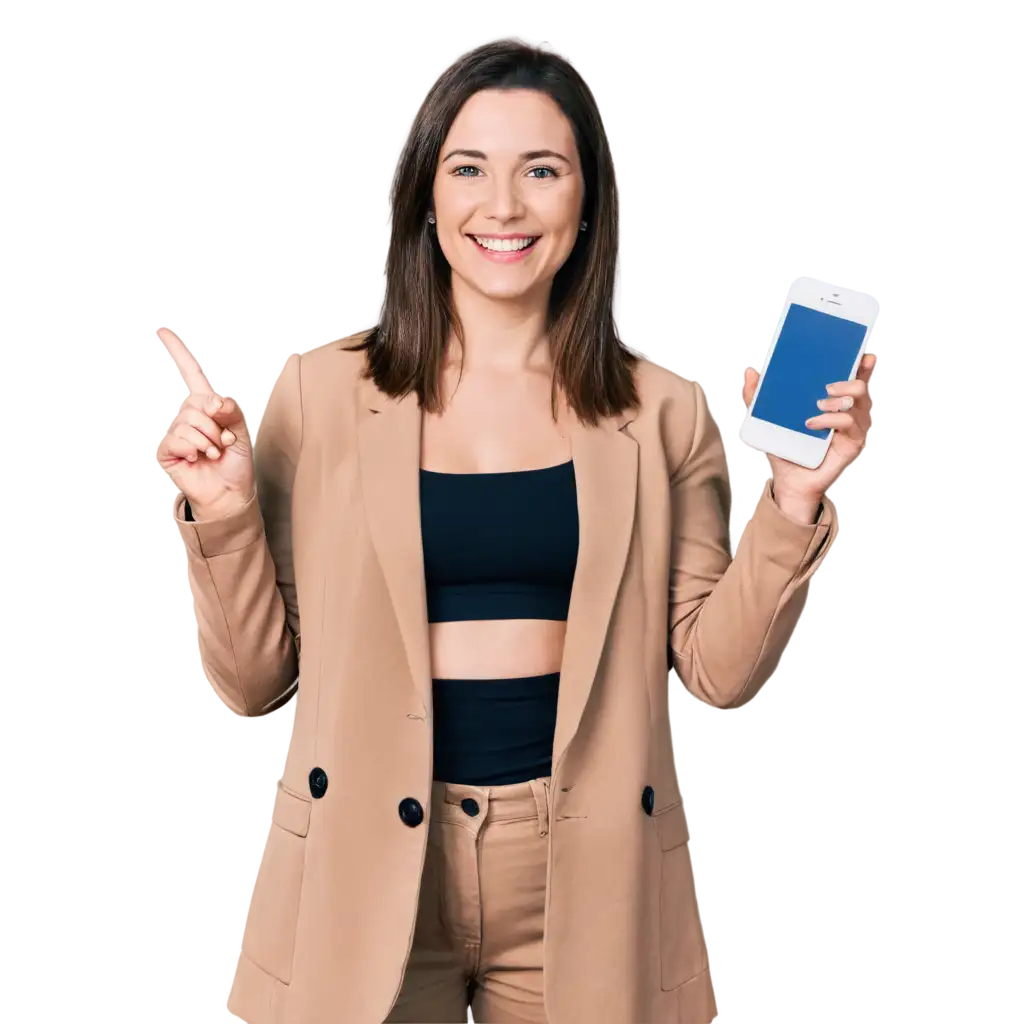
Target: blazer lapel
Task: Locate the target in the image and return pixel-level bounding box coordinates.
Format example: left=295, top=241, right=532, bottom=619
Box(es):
left=552, top=407, right=638, bottom=774
left=357, top=377, right=433, bottom=717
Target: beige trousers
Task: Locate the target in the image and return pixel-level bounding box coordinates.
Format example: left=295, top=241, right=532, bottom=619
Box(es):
left=384, top=774, right=553, bottom=1024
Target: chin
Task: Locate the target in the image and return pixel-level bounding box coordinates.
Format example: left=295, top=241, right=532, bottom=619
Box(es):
left=481, top=282, right=537, bottom=301
left=459, top=271, right=539, bottom=302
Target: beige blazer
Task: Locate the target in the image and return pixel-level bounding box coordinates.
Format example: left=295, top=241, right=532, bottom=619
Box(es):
left=172, top=331, right=837, bottom=1024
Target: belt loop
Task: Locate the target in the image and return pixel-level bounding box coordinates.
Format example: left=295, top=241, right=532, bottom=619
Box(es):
left=529, top=777, right=550, bottom=837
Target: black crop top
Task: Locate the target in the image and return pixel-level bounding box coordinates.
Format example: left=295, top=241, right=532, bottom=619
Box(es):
left=420, top=460, right=578, bottom=622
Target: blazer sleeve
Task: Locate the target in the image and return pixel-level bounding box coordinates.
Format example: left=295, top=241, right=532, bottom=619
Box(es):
left=668, top=379, right=838, bottom=709
left=171, top=352, right=303, bottom=716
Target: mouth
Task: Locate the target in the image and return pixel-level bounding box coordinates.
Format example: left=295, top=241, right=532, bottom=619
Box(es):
left=467, top=234, right=540, bottom=263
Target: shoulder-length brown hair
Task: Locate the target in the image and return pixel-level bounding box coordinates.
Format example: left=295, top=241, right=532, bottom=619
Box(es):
left=344, top=38, right=642, bottom=426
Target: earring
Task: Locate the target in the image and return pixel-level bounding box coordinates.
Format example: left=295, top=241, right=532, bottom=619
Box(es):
left=427, top=213, right=436, bottom=224
left=580, top=219, right=588, bottom=232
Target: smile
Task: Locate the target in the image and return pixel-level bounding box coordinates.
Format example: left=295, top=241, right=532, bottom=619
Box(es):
left=468, top=234, right=540, bottom=263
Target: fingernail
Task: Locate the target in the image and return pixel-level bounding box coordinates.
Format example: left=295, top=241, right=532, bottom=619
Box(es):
left=837, top=396, right=853, bottom=410
left=208, top=396, right=223, bottom=412
left=222, top=429, right=235, bottom=445
left=206, top=445, right=220, bottom=459
left=825, top=383, right=838, bottom=394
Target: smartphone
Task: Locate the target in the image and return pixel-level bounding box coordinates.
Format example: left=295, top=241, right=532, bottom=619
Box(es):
left=739, top=276, right=879, bottom=469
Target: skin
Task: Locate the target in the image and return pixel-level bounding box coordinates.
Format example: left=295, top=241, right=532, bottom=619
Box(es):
left=156, top=86, right=877, bottom=681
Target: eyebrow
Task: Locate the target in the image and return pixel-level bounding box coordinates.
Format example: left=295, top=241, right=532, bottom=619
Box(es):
left=441, top=147, right=572, bottom=164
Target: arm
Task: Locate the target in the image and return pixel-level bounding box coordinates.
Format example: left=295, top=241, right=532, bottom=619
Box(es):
left=668, top=379, right=838, bottom=709
left=172, top=352, right=303, bottom=716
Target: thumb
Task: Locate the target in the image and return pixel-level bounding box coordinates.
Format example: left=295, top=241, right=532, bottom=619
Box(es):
left=742, top=366, right=759, bottom=407
left=206, top=395, right=250, bottom=441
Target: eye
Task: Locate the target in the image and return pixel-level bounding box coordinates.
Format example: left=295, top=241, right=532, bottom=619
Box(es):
left=452, top=165, right=481, bottom=177
left=527, top=166, right=558, bottom=179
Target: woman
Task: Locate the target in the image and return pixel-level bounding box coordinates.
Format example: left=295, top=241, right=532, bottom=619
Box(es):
left=157, top=38, right=874, bottom=1024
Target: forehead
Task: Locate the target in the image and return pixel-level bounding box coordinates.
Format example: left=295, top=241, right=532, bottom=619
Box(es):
left=442, top=88, right=577, bottom=159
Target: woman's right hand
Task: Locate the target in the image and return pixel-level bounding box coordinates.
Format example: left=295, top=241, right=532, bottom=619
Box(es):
left=156, top=327, right=256, bottom=518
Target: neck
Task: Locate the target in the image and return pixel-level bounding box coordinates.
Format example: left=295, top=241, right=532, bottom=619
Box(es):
left=446, top=273, right=554, bottom=373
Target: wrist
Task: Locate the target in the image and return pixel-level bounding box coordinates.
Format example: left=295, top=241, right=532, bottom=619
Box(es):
left=770, top=481, right=824, bottom=525
left=189, top=490, right=256, bottom=522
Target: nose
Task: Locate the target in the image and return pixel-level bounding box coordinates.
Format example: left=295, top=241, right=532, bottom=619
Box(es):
left=482, top=173, right=526, bottom=224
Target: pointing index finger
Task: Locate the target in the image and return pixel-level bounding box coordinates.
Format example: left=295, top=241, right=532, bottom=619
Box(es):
left=157, top=327, right=214, bottom=395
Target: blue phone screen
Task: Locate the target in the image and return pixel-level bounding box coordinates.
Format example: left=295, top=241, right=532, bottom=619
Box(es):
left=751, top=302, right=867, bottom=438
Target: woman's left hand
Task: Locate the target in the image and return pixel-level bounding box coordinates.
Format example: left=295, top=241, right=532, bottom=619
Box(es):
left=742, top=352, right=877, bottom=503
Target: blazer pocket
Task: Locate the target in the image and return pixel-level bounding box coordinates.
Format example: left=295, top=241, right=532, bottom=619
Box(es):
left=654, top=801, right=708, bottom=991
left=240, top=780, right=311, bottom=986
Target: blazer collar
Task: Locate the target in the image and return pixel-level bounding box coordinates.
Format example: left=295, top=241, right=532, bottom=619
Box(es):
left=355, top=371, right=638, bottom=777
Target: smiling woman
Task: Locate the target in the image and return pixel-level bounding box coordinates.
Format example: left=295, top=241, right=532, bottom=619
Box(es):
left=348, top=43, right=635, bottom=429
left=165, top=35, right=846, bottom=1024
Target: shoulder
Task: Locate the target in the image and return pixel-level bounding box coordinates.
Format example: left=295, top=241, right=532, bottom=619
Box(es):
left=267, top=330, right=371, bottom=436
left=285, top=329, right=373, bottom=408
left=296, top=329, right=372, bottom=380
left=631, top=351, right=708, bottom=423
left=631, top=354, right=701, bottom=407
left=628, top=354, right=718, bottom=471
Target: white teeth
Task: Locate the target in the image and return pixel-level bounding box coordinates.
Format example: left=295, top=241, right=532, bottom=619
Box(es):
left=472, top=236, right=537, bottom=251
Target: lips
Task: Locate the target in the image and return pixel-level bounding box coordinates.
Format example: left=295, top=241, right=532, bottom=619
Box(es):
left=470, top=235, right=539, bottom=253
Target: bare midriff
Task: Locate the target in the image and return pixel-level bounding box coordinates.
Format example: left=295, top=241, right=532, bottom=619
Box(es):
left=428, top=618, right=568, bottom=679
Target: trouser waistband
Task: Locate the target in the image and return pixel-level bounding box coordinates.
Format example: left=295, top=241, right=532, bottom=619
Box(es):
left=429, top=775, right=551, bottom=838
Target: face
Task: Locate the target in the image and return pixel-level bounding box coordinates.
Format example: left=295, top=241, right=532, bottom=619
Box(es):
left=431, top=88, right=585, bottom=303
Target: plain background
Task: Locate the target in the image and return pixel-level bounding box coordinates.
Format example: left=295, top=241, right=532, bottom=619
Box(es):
left=2, top=8, right=1024, bottom=1024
